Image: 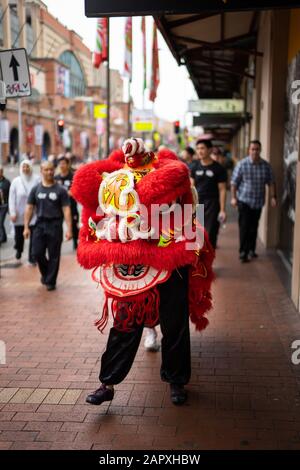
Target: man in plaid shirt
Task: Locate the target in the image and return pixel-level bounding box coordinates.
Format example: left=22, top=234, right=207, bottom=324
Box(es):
left=231, top=140, right=277, bottom=263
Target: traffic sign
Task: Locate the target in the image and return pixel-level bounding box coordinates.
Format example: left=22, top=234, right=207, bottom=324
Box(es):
left=0, top=48, right=31, bottom=98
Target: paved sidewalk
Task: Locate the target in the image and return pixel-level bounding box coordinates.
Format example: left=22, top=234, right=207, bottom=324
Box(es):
left=1, top=220, right=300, bottom=450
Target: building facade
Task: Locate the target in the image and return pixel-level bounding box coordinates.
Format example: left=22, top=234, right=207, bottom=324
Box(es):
left=229, top=9, right=300, bottom=312
left=0, top=0, right=126, bottom=161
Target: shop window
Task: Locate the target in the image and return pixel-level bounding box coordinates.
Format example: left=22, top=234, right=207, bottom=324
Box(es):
left=26, top=7, right=34, bottom=54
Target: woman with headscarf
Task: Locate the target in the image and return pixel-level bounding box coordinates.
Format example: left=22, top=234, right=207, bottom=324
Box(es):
left=9, top=159, right=40, bottom=263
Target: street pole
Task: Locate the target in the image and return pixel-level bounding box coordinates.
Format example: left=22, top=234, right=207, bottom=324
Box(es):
left=106, top=18, right=110, bottom=156
left=128, top=79, right=131, bottom=136
left=18, top=98, right=22, bottom=160
left=0, top=113, right=2, bottom=167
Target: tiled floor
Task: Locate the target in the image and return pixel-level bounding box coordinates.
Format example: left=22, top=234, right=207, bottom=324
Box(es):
left=1, top=218, right=300, bottom=450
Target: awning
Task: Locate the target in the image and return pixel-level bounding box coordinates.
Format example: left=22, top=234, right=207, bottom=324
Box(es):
left=85, top=1, right=300, bottom=17
left=156, top=10, right=260, bottom=99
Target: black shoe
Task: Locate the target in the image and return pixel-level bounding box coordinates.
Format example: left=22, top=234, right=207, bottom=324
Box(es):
left=16, top=251, right=22, bottom=260
left=249, top=251, right=258, bottom=259
left=240, top=256, right=250, bottom=263
left=170, top=384, right=187, bottom=406
left=86, top=384, right=114, bottom=405
left=46, top=284, right=56, bottom=291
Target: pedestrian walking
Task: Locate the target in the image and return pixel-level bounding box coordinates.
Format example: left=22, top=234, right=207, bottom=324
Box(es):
left=23, top=161, right=72, bottom=290
left=191, top=139, right=227, bottom=249
left=8, top=159, right=40, bottom=262
left=0, top=166, right=11, bottom=244
left=55, top=156, right=79, bottom=250
left=231, top=140, right=277, bottom=263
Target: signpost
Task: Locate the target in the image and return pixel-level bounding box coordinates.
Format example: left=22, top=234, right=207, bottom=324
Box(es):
left=0, top=48, right=32, bottom=161
left=85, top=0, right=300, bottom=17
left=0, top=48, right=31, bottom=98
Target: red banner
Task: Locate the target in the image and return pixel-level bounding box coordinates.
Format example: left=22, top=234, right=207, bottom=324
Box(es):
left=93, top=18, right=108, bottom=69
left=141, top=17, right=147, bottom=91
left=124, top=17, right=132, bottom=80
left=149, top=22, right=159, bottom=102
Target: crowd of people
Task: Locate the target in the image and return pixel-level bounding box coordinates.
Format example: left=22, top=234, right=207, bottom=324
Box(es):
left=0, top=154, right=79, bottom=291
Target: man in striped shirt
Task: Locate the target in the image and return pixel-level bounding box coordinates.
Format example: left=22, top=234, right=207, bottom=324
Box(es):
left=231, top=140, right=277, bottom=263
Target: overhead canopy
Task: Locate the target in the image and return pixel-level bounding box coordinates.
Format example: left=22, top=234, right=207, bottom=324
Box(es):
left=155, top=9, right=264, bottom=142
left=156, top=10, right=260, bottom=99
left=85, top=0, right=300, bottom=17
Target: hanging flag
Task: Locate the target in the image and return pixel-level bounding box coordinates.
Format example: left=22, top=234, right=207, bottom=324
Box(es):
left=93, top=18, right=108, bottom=69
left=141, top=17, right=147, bottom=90
left=149, top=22, right=159, bottom=102
left=124, top=17, right=133, bottom=80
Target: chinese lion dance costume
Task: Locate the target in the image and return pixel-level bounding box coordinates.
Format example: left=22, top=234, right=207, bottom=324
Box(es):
left=72, top=138, right=215, bottom=333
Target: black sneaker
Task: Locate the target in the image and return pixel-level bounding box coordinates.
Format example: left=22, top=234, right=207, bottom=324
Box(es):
left=249, top=251, right=258, bottom=259
left=16, top=251, right=22, bottom=260
left=86, top=384, right=114, bottom=405
left=240, top=256, right=250, bottom=263
left=46, top=284, right=56, bottom=291
left=170, top=384, right=187, bottom=406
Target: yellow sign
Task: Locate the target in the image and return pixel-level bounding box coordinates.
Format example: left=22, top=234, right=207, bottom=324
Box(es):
left=94, top=104, right=107, bottom=119
left=132, top=121, right=153, bottom=132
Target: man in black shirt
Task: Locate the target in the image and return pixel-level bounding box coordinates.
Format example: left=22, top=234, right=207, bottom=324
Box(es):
left=24, top=161, right=72, bottom=291
left=55, top=156, right=79, bottom=250
left=0, top=166, right=11, bottom=243
left=191, top=139, right=227, bottom=249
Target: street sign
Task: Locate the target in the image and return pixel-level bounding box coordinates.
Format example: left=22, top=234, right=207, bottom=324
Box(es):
left=189, top=99, right=245, bottom=114
left=133, top=122, right=154, bottom=132
left=94, top=104, right=107, bottom=119
left=0, top=48, right=31, bottom=98
left=85, top=0, right=300, bottom=17
left=132, top=109, right=154, bottom=133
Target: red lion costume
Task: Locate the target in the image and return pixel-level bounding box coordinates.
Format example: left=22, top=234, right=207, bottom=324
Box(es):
left=72, top=141, right=214, bottom=333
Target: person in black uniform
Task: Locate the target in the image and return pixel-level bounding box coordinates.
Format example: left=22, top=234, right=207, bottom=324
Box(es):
left=54, top=156, right=79, bottom=250
left=191, top=139, right=227, bottom=249
left=24, top=161, right=72, bottom=291
left=0, top=166, right=11, bottom=243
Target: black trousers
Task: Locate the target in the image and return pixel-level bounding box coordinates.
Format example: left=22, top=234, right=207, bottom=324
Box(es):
left=0, top=205, right=8, bottom=243
left=72, top=213, right=79, bottom=250
left=202, top=198, right=220, bottom=249
left=99, top=267, right=191, bottom=386
left=14, top=225, right=35, bottom=262
left=238, top=201, right=262, bottom=255
left=32, top=219, right=63, bottom=286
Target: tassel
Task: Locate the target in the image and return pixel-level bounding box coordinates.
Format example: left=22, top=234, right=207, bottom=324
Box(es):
left=94, top=293, right=109, bottom=333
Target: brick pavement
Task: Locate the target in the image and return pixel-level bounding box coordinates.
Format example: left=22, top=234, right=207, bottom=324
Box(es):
left=1, top=220, right=300, bottom=450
